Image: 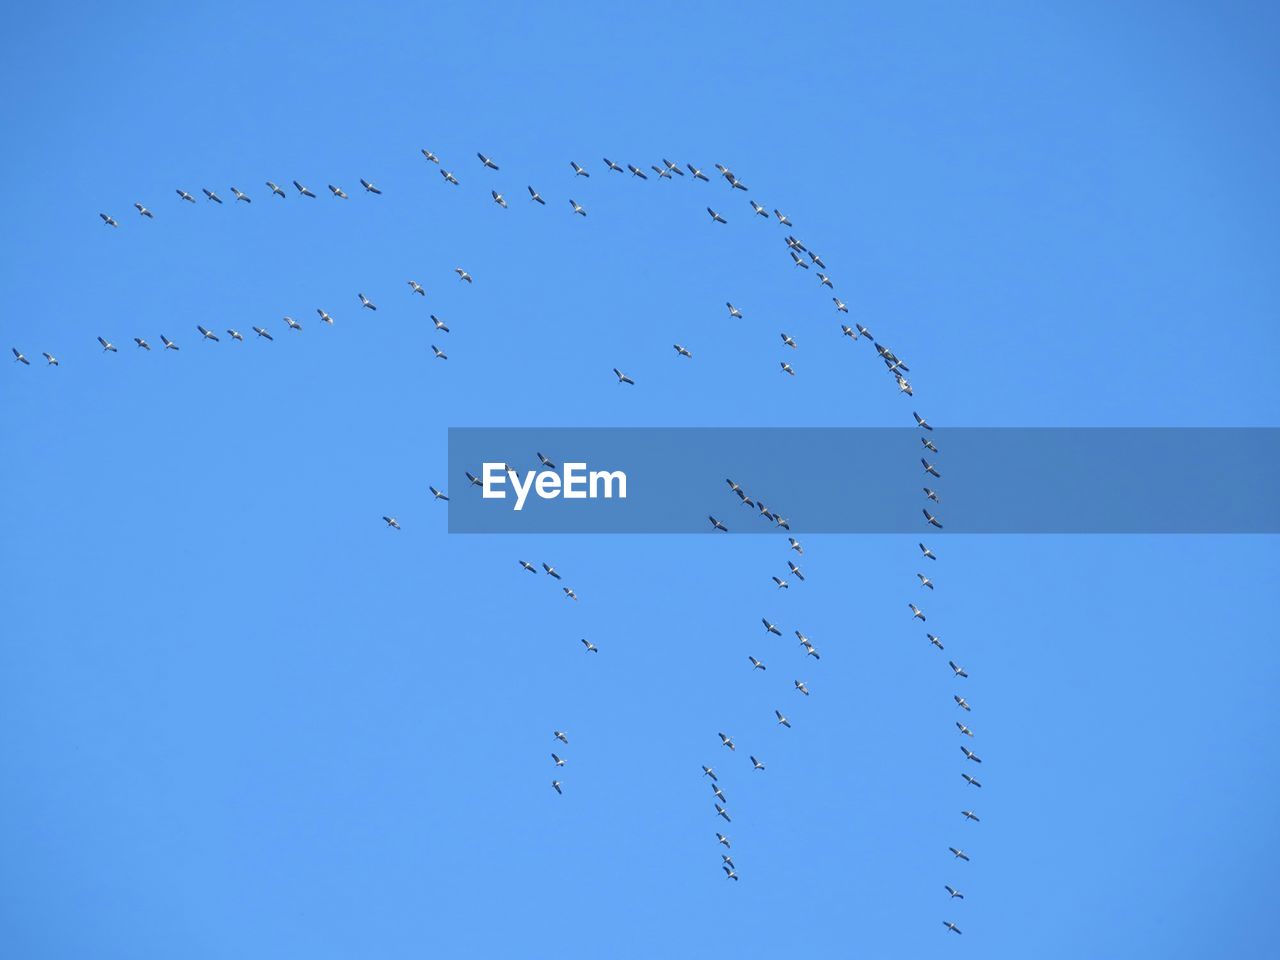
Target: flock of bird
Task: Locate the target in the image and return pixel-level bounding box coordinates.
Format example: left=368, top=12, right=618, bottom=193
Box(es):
left=15, top=148, right=976, bottom=937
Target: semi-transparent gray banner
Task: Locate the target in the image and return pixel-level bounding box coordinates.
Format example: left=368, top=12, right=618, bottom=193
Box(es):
left=446, top=428, right=1280, bottom=534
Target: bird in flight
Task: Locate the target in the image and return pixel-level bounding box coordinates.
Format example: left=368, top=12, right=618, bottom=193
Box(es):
left=477, top=152, right=499, bottom=170
left=780, top=333, right=797, bottom=349
left=750, top=200, right=768, bottom=217
left=382, top=516, right=400, bottom=530
left=440, top=169, right=460, bottom=185
left=329, top=184, right=348, bottom=199
left=293, top=180, right=316, bottom=198
left=518, top=560, right=537, bottom=574
left=554, top=731, right=568, bottom=744
left=922, top=459, right=941, bottom=479
left=920, top=543, right=937, bottom=560
left=542, top=563, right=561, bottom=579
left=552, top=780, right=562, bottom=795
left=673, top=344, right=692, bottom=358
left=11, top=348, right=29, bottom=366
left=923, top=509, right=943, bottom=529
left=231, top=187, right=251, bottom=203
left=253, top=326, right=274, bottom=341
left=202, top=188, right=222, bottom=203
left=715, top=803, right=731, bottom=822
left=707, top=207, right=727, bottom=224
left=917, top=573, right=934, bottom=590
left=99, top=213, right=118, bottom=227
left=943, top=921, right=962, bottom=935
left=422, top=149, right=440, bottom=163
left=789, top=537, right=803, bottom=555
left=284, top=316, right=302, bottom=332
left=687, top=163, right=710, bottom=181
left=961, top=746, right=982, bottom=764
left=914, top=411, right=933, bottom=430
left=795, top=680, right=810, bottom=696
left=841, top=326, right=856, bottom=342
left=718, top=732, right=735, bottom=751
left=775, top=209, right=792, bottom=225
left=603, top=158, right=623, bottom=173
left=134, top=202, right=154, bottom=218
left=775, top=710, right=792, bottom=729
left=762, top=619, right=781, bottom=636
left=265, top=181, right=286, bottom=198
left=722, top=865, right=739, bottom=882
left=613, top=368, right=635, bottom=385
left=833, top=297, right=849, bottom=313
left=197, top=325, right=219, bottom=342
left=962, top=773, right=982, bottom=788
left=716, top=832, right=730, bottom=848
left=429, top=486, right=449, bottom=501
left=97, top=336, right=118, bottom=352
left=42, top=352, right=58, bottom=366
left=551, top=753, right=566, bottom=767
left=562, top=587, right=578, bottom=601
left=954, top=695, right=971, bottom=711
left=748, top=656, right=766, bottom=671
left=360, top=179, right=382, bottom=194
left=581, top=638, right=598, bottom=653
left=949, top=660, right=968, bottom=679
left=491, top=190, right=508, bottom=209
left=317, top=309, right=334, bottom=326
left=909, top=603, right=926, bottom=621
left=956, top=721, right=973, bottom=737
left=709, top=516, right=728, bottom=532
left=703, top=766, right=717, bottom=781
left=726, top=303, right=743, bottom=319
left=627, top=163, right=648, bottom=180
left=787, top=561, right=804, bottom=581
left=527, top=186, right=545, bottom=204
left=962, top=810, right=980, bottom=822
left=455, top=268, right=473, bottom=283
left=177, top=189, right=196, bottom=203
left=949, top=847, right=970, bottom=862
left=651, top=164, right=671, bottom=179
left=570, top=161, right=590, bottom=177
left=569, top=199, right=587, bottom=216
left=750, top=756, right=765, bottom=771
left=780, top=362, right=796, bottom=376
left=359, top=293, right=378, bottom=310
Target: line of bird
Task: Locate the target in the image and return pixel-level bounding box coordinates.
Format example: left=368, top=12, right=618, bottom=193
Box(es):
left=65, top=147, right=971, bottom=933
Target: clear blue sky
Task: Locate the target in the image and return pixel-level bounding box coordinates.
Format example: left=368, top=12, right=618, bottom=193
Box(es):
left=2, top=2, right=1278, bottom=957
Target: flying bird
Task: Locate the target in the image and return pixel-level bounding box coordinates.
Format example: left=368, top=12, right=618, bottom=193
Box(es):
left=422, top=149, right=440, bottom=163
left=913, top=411, right=933, bottom=430
left=551, top=753, right=565, bottom=767
left=651, top=164, right=671, bottom=179
left=715, top=804, right=731, bottom=822
left=949, top=660, right=968, bottom=678
left=922, top=459, right=941, bottom=478
left=569, top=199, right=587, bottom=216
left=789, top=537, right=803, bottom=554
left=718, top=732, right=735, bottom=751
left=726, top=303, right=743, bottom=319
left=253, top=326, right=274, bottom=341
left=42, top=352, right=58, bottom=366
left=283, top=316, right=302, bottom=331
left=562, top=587, right=578, bottom=601
left=794, top=680, right=810, bottom=696
left=231, top=187, right=251, bottom=203
left=909, top=603, right=926, bottom=621
left=780, top=362, right=796, bottom=376
left=771, top=576, right=789, bottom=590
left=924, top=509, right=943, bottom=529
left=762, top=619, right=781, bottom=636
left=707, top=207, right=727, bottom=224
left=780, top=333, right=797, bottom=349
left=134, top=337, right=152, bottom=350
left=920, top=543, right=937, bottom=560
left=97, top=336, right=117, bottom=352
left=922, top=437, right=939, bottom=453
left=581, top=638, right=598, bottom=653
left=673, top=344, right=692, bottom=358
left=519, top=560, right=536, bottom=573
left=134, top=202, right=154, bottom=218
left=944, top=921, right=962, bottom=935
left=709, top=516, right=728, bottom=532
left=552, top=780, right=562, bottom=795
left=554, top=731, right=568, bottom=744
left=687, top=164, right=710, bottom=181
left=440, top=169, right=459, bottom=185
left=962, top=810, right=980, bottom=822
left=382, top=516, right=400, bottom=530
left=477, top=152, right=499, bottom=170
left=197, top=325, right=219, bottom=342
left=603, top=158, right=623, bottom=173
left=359, top=293, right=377, bottom=310
left=924, top=487, right=940, bottom=503
left=833, top=297, right=849, bottom=313
left=613, top=368, right=635, bottom=385
left=775, top=209, right=792, bottom=225
left=787, top=561, right=804, bottom=581
left=954, top=695, right=971, bottom=711
left=542, top=563, right=560, bottom=579
left=750, top=756, right=765, bottom=771
left=360, top=179, right=382, bottom=194
left=202, top=188, right=222, bottom=203
left=748, top=656, right=766, bottom=671
left=266, top=181, right=286, bottom=198
left=956, top=721, right=973, bottom=737
left=293, top=181, right=316, bottom=198
left=328, top=184, right=348, bottom=199
left=662, top=159, right=683, bottom=176
left=961, top=746, right=982, bottom=764
left=917, top=573, right=934, bottom=590
left=490, top=190, right=508, bottom=209
left=775, top=710, right=791, bottom=729
left=949, top=847, right=970, bottom=862
left=527, top=186, right=546, bottom=204
left=789, top=251, right=809, bottom=269
left=570, top=161, right=590, bottom=177
left=177, top=189, right=196, bottom=203
left=455, top=268, right=473, bottom=283
left=750, top=200, right=768, bottom=217
left=816, top=273, right=833, bottom=288
left=716, top=832, right=730, bottom=847
left=429, top=486, right=449, bottom=501
left=627, top=164, right=648, bottom=180
left=317, top=310, right=334, bottom=325
left=703, top=766, right=717, bottom=781
left=11, top=348, right=29, bottom=366
left=722, top=865, right=739, bottom=882
left=99, top=213, right=118, bottom=227
left=945, top=885, right=965, bottom=899
left=962, top=773, right=982, bottom=788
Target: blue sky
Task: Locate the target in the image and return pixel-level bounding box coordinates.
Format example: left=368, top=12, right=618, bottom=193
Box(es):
left=2, top=2, right=1278, bottom=957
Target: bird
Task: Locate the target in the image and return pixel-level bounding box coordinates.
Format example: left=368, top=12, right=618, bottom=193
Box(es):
left=929, top=634, right=945, bottom=650
left=382, top=516, right=400, bottom=530
left=772, top=577, right=789, bottom=590
left=943, top=921, right=962, bottom=935
left=176, top=189, right=196, bottom=203
left=527, top=186, right=546, bottom=204
left=718, top=732, right=735, bottom=751
left=833, top=297, right=849, bottom=313
left=550, top=732, right=569, bottom=748
left=954, top=695, right=971, bottom=711
left=780, top=333, right=797, bottom=349
left=810, top=252, right=827, bottom=269
left=97, top=336, right=117, bottom=352
left=518, top=560, right=537, bottom=574
left=896, top=376, right=914, bottom=396
left=802, top=641, right=821, bottom=660
left=202, top=188, right=222, bottom=203
left=716, top=832, right=731, bottom=848
left=750, top=200, right=768, bottom=217
left=961, top=746, right=982, bottom=764
left=748, top=656, right=766, bottom=671
left=750, top=756, right=765, bottom=771
left=709, top=516, right=728, bottom=532
left=726, top=303, right=743, bottom=319
left=913, top=411, right=933, bottom=430
left=488, top=190, right=507, bottom=209
left=949, top=847, right=970, bottom=862
left=536, top=452, right=557, bottom=469
left=780, top=362, right=796, bottom=376
left=11, top=348, right=29, bottom=366
left=99, top=213, right=118, bottom=227
left=440, top=169, right=459, bottom=185
left=569, top=199, right=587, bottom=216
left=687, top=164, right=710, bottom=181
left=775, top=209, right=792, bottom=225
left=266, top=181, right=286, bottom=198
left=359, top=293, right=377, bottom=311
left=673, top=344, right=692, bottom=358
left=775, top=710, right=791, bottom=729
left=707, top=207, right=727, bottom=224
left=721, top=854, right=734, bottom=868
left=360, top=179, right=382, bottom=194
left=463, top=472, right=483, bottom=488
left=253, top=326, right=274, bottom=341
left=134, top=202, right=154, bottom=218
left=563, top=587, right=578, bottom=601
left=197, top=325, right=219, bottom=342
left=316, top=309, right=334, bottom=326
left=789, top=251, right=809, bottom=269
left=924, top=487, right=940, bottom=503
left=789, top=537, right=803, bottom=554
left=917, top=573, right=934, bottom=590
left=920, top=543, right=937, bottom=560
left=328, top=184, right=348, bottom=199
left=283, top=316, right=302, bottom=332
left=956, top=721, right=973, bottom=737
left=922, top=459, right=941, bottom=478
left=552, top=780, right=562, bottom=795
left=816, top=273, right=833, bottom=288
left=542, top=563, right=561, bottom=579
left=613, top=368, right=635, bottom=385
left=762, top=619, right=782, bottom=636
left=962, top=773, right=982, bottom=788
left=662, top=159, right=683, bottom=176
left=477, top=152, right=499, bottom=170
left=455, top=268, right=473, bottom=283
left=293, top=180, right=316, bottom=198
left=856, top=323, right=874, bottom=340
left=42, top=352, right=58, bottom=366
left=711, top=785, right=726, bottom=802
left=909, top=603, right=926, bottom=621
left=551, top=753, right=565, bottom=767
left=722, top=865, right=739, bottom=882
left=429, top=486, right=449, bottom=501
left=421, top=149, right=440, bottom=163
left=603, top=158, right=623, bottom=173
left=962, top=810, right=980, bottom=822
left=135, top=337, right=153, bottom=351
left=570, top=161, right=590, bottom=177
left=923, top=509, right=943, bottom=529
left=651, top=164, right=671, bottom=179
left=949, top=660, right=968, bottom=679
left=627, top=164, right=648, bottom=180
left=581, top=638, right=598, bottom=653
left=945, top=885, right=964, bottom=899
left=787, top=561, right=804, bottom=581
left=715, top=804, right=731, bottom=822
left=703, top=766, right=718, bottom=781
left=922, top=437, right=939, bottom=453
left=795, top=680, right=810, bottom=696
left=431, top=343, right=449, bottom=359
left=231, top=187, right=251, bottom=203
